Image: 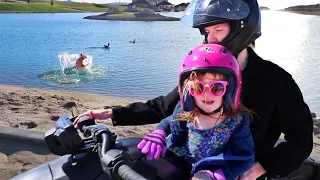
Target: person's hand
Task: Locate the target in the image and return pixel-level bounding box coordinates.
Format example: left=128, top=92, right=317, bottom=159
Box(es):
left=239, top=162, right=266, bottom=180
left=191, top=171, right=213, bottom=180
left=73, top=109, right=113, bottom=129
left=137, top=129, right=167, bottom=160
left=191, top=169, right=226, bottom=180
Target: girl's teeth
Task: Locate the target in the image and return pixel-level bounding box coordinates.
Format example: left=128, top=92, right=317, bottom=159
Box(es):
left=204, top=100, right=214, bottom=103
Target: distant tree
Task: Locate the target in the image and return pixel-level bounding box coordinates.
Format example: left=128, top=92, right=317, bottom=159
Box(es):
left=51, top=0, right=54, bottom=5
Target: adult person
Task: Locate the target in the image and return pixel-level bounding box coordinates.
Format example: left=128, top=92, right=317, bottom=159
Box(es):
left=75, top=53, right=88, bottom=70
left=74, top=0, right=313, bottom=179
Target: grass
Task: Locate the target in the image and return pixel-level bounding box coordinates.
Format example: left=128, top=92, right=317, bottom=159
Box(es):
left=0, top=2, right=73, bottom=12
left=0, top=1, right=126, bottom=13
left=54, top=2, right=108, bottom=12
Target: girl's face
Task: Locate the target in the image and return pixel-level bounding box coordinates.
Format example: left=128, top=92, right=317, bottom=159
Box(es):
left=192, top=73, right=225, bottom=114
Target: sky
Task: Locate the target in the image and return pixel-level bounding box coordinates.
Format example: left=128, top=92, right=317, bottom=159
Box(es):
left=71, top=0, right=320, bottom=9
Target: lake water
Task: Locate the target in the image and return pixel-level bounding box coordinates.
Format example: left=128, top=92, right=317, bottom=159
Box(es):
left=0, top=11, right=319, bottom=115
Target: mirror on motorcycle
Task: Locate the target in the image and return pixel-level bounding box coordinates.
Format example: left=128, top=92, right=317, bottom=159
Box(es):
left=45, top=115, right=84, bottom=156
left=68, top=105, right=80, bottom=123
left=72, top=106, right=80, bottom=118
left=45, top=127, right=71, bottom=156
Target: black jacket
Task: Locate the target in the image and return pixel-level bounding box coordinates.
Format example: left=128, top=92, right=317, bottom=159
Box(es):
left=111, top=48, right=313, bottom=177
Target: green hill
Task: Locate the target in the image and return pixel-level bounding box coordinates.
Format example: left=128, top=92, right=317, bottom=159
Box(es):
left=282, top=3, right=320, bottom=15
left=0, top=1, right=126, bottom=13
left=260, top=6, right=270, bottom=10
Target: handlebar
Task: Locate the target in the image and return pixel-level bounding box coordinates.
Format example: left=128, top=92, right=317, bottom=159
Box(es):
left=45, top=115, right=148, bottom=180
left=117, top=164, right=147, bottom=180
left=101, top=133, right=110, bottom=157
left=78, top=116, right=147, bottom=180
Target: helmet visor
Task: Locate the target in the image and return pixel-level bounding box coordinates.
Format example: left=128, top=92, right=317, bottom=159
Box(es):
left=181, top=0, right=250, bottom=27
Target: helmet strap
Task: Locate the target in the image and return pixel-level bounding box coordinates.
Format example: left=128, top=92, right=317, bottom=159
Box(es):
left=219, top=20, right=242, bottom=56
left=199, top=28, right=208, bottom=44
left=195, top=104, right=223, bottom=116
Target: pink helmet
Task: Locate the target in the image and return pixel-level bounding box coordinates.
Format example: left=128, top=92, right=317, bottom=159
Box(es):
left=178, top=44, right=242, bottom=112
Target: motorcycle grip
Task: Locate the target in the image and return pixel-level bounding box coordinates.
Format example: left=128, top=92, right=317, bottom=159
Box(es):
left=117, top=164, right=147, bottom=180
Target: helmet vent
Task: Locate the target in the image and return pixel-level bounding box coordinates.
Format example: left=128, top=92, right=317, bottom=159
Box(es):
left=204, top=58, right=209, bottom=62
left=188, top=51, right=193, bottom=55
left=229, top=61, right=233, bottom=65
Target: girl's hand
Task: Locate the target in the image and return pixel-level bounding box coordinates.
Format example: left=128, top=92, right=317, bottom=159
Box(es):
left=73, top=109, right=113, bottom=129
left=239, top=162, right=266, bottom=180
left=191, top=170, right=214, bottom=180
left=137, top=129, right=167, bottom=160
left=191, top=169, right=226, bottom=180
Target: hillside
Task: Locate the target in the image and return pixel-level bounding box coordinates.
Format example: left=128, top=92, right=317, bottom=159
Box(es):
left=282, top=3, right=320, bottom=15
left=260, top=6, right=270, bottom=10
left=0, top=1, right=125, bottom=13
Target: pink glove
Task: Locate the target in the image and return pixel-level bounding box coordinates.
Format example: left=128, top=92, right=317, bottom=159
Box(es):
left=191, top=169, right=226, bottom=180
left=137, top=129, right=167, bottom=160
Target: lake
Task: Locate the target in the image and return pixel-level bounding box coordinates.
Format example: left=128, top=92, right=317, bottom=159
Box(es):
left=0, top=11, right=319, bottom=114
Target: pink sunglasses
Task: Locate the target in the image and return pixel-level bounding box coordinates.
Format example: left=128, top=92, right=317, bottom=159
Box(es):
left=187, top=80, right=228, bottom=97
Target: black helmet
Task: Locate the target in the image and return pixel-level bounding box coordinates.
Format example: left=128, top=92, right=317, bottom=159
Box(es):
left=181, top=0, right=261, bottom=56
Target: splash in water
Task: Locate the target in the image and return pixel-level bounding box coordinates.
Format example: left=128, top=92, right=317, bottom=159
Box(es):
left=38, top=53, right=106, bottom=85
left=58, top=53, right=93, bottom=73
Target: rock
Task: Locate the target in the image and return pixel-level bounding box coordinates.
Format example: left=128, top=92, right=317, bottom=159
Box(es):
left=312, top=112, right=317, bottom=119
left=0, top=153, right=8, bottom=163
left=106, top=7, right=120, bottom=15
left=50, top=116, right=59, bottom=121
left=26, top=122, right=37, bottom=129
left=104, top=106, right=112, bottom=109
left=37, top=96, right=45, bottom=100
left=12, top=121, right=38, bottom=129
left=62, top=102, right=77, bottom=109
left=10, top=107, right=20, bottom=111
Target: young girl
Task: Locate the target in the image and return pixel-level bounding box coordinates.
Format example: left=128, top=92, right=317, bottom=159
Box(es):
left=137, top=44, right=254, bottom=180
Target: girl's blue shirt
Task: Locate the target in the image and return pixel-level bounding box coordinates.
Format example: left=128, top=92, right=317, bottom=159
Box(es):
left=156, top=103, right=255, bottom=179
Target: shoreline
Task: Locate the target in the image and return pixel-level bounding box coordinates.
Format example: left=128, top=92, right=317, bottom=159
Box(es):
left=279, top=10, right=320, bottom=16
left=83, top=15, right=179, bottom=21
left=83, top=12, right=180, bottom=21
